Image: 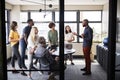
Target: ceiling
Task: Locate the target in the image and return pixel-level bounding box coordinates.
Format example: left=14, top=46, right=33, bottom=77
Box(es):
left=5, top=0, right=108, bottom=5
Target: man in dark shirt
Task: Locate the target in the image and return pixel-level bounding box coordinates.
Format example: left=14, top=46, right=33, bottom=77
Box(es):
left=20, top=19, right=34, bottom=69
left=73, top=19, right=93, bottom=75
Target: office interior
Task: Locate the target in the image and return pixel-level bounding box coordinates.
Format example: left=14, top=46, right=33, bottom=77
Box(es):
left=0, top=0, right=119, bottom=80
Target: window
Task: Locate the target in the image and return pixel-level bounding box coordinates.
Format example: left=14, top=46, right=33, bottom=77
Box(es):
left=80, top=11, right=102, bottom=21
left=31, top=12, right=52, bottom=22
left=20, top=12, right=28, bottom=22
left=20, top=10, right=102, bottom=43
left=79, top=11, right=102, bottom=42
left=5, top=10, right=10, bottom=44
left=55, top=11, right=77, bottom=21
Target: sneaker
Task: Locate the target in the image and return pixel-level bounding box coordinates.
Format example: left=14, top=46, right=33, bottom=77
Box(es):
left=71, top=62, right=75, bottom=65
left=21, top=72, right=27, bottom=76
left=80, top=67, right=86, bottom=71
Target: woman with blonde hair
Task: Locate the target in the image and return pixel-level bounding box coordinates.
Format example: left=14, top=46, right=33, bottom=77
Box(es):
left=27, top=27, right=39, bottom=79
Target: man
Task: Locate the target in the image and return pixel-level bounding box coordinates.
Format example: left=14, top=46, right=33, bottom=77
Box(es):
left=73, top=19, right=93, bottom=75
left=20, top=19, right=34, bottom=69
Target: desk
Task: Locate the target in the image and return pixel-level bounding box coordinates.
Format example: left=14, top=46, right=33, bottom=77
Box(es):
left=52, top=48, right=76, bottom=56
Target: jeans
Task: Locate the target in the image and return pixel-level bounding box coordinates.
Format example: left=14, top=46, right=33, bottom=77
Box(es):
left=11, top=42, right=22, bottom=68
left=20, top=40, right=27, bottom=66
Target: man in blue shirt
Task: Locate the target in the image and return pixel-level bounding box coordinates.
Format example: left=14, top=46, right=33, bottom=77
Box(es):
left=20, top=19, right=34, bottom=69
left=73, top=19, right=93, bottom=75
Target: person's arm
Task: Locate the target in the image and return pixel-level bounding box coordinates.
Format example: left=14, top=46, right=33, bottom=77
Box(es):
left=23, top=27, right=28, bottom=44
left=48, top=31, right=51, bottom=45
left=72, top=32, right=82, bottom=38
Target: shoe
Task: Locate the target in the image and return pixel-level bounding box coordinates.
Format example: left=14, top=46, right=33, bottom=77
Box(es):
left=12, top=70, right=19, bottom=74
left=82, top=72, right=91, bottom=75
left=22, top=65, right=27, bottom=69
left=80, top=67, right=86, bottom=71
left=71, top=62, right=75, bottom=65
left=21, top=72, right=27, bottom=76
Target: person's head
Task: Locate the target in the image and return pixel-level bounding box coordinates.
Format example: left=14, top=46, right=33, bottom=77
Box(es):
left=30, top=27, right=38, bottom=35
left=82, top=19, right=89, bottom=27
left=29, top=27, right=38, bottom=42
left=27, top=19, right=34, bottom=27
left=10, top=21, right=18, bottom=31
left=48, top=22, right=55, bottom=30
left=38, top=37, right=46, bottom=47
left=65, top=25, right=72, bottom=34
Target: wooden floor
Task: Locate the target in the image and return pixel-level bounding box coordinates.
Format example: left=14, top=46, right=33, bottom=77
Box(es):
left=7, top=59, right=108, bottom=80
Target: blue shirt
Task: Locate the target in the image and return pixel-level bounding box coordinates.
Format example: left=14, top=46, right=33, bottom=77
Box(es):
left=82, top=26, right=93, bottom=47
left=21, top=25, right=32, bottom=41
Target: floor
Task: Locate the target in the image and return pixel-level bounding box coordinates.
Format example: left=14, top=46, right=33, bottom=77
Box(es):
left=7, top=59, right=107, bottom=80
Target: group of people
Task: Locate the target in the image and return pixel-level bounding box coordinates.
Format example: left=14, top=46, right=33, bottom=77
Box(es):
left=9, top=18, right=93, bottom=80
left=9, top=19, right=60, bottom=80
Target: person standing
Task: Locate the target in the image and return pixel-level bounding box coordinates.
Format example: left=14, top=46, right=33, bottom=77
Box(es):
left=73, top=19, right=93, bottom=75
left=48, top=22, right=58, bottom=50
left=64, top=25, right=75, bottom=65
left=20, top=19, right=34, bottom=69
left=9, top=21, right=27, bottom=76
left=27, top=27, right=39, bottom=79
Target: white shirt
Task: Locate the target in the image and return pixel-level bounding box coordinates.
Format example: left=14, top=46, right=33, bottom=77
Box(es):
left=27, top=35, right=39, bottom=49
left=65, top=33, right=74, bottom=43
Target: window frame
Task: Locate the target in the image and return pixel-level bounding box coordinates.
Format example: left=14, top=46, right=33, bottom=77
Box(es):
left=20, top=10, right=102, bottom=43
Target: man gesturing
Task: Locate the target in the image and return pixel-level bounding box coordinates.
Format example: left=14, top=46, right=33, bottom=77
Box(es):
left=73, top=19, right=93, bottom=75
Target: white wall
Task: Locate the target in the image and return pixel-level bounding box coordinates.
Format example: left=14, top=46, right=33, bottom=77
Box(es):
left=102, top=3, right=109, bottom=40
left=21, top=5, right=103, bottom=11
left=5, top=2, right=13, bottom=10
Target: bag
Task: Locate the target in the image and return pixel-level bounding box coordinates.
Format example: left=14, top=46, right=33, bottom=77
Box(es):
left=65, top=44, right=72, bottom=49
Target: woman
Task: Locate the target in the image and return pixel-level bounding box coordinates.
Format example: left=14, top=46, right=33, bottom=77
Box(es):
left=9, top=21, right=27, bottom=76
left=27, top=27, right=39, bottom=79
left=48, top=22, right=58, bottom=50
left=64, top=25, right=75, bottom=65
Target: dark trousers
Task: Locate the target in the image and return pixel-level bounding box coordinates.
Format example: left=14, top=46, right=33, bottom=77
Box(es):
left=20, top=40, right=27, bottom=66
left=83, top=46, right=91, bottom=72
left=11, top=42, right=22, bottom=68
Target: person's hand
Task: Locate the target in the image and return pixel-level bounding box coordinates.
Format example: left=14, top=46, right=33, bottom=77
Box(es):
left=30, top=48, right=35, bottom=54
left=72, top=32, right=77, bottom=35
left=81, top=34, right=84, bottom=38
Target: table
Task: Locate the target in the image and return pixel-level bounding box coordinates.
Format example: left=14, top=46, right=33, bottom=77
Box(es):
left=52, top=47, right=76, bottom=56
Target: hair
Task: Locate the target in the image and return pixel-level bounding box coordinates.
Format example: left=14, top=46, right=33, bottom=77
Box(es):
left=48, top=22, right=55, bottom=28
left=65, top=25, right=72, bottom=34
left=27, top=19, right=33, bottom=23
left=10, top=21, right=17, bottom=31
left=83, top=19, right=89, bottom=25
left=29, top=27, right=38, bottom=43
left=38, top=36, right=46, bottom=47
